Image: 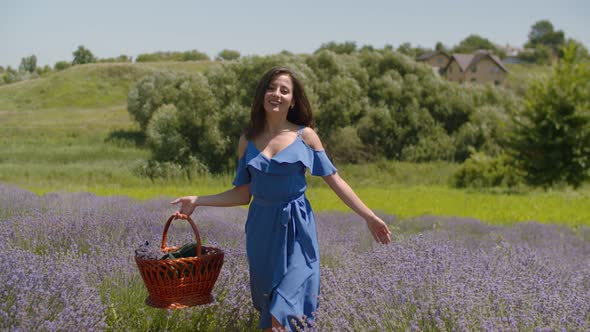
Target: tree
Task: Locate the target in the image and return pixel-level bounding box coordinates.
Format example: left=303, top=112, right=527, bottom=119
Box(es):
left=54, top=61, right=71, bottom=71
left=509, top=43, right=590, bottom=188
left=215, top=49, right=241, bottom=61
left=396, top=42, right=429, bottom=58
left=72, top=45, right=96, bottom=64
left=315, top=41, right=357, bottom=54
left=453, top=35, right=505, bottom=58
left=525, top=20, right=565, bottom=56
left=35, top=65, right=52, bottom=76
left=435, top=42, right=446, bottom=51
left=562, top=39, right=589, bottom=60
left=3, top=66, right=20, bottom=84
left=181, top=50, right=209, bottom=61
left=19, top=55, right=37, bottom=73
left=517, top=45, right=553, bottom=65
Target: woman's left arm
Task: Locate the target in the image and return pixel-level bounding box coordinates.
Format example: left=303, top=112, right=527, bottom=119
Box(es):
left=322, top=173, right=391, bottom=244
left=301, top=127, right=391, bottom=244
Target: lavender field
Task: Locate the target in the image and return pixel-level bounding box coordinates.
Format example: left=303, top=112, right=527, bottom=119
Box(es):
left=0, top=184, right=588, bottom=331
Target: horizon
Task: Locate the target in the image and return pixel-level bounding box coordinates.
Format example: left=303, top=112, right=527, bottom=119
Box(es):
left=1, top=0, right=588, bottom=68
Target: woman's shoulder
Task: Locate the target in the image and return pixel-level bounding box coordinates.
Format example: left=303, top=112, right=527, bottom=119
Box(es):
left=300, top=127, right=324, bottom=151
left=238, top=134, right=248, bottom=158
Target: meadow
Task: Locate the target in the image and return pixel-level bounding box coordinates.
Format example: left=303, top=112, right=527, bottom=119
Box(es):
left=0, top=61, right=589, bottom=331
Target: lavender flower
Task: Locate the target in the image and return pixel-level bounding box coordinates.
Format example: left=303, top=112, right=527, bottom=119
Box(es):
left=0, top=183, right=588, bottom=331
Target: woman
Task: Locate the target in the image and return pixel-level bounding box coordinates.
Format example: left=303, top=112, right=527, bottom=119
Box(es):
left=171, top=67, right=391, bottom=331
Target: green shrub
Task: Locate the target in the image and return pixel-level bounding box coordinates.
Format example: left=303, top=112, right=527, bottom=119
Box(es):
left=97, top=55, right=132, bottom=63
left=72, top=45, right=96, bottom=65
left=127, top=71, right=183, bottom=131
left=146, top=104, right=188, bottom=163
left=3, top=66, right=21, bottom=84
left=215, top=49, right=241, bottom=61
left=54, top=61, right=71, bottom=71
left=509, top=43, right=590, bottom=188
left=135, top=50, right=209, bottom=62
left=452, top=152, right=523, bottom=188
left=133, top=157, right=208, bottom=182
left=326, top=126, right=372, bottom=164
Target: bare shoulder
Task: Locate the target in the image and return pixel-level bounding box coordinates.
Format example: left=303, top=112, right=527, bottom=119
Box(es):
left=301, top=127, right=325, bottom=151
left=238, top=134, right=248, bottom=158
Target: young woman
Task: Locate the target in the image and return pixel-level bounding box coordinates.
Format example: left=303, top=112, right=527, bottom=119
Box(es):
left=171, top=67, right=391, bottom=331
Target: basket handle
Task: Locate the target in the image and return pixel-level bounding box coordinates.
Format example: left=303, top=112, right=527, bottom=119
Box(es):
left=161, top=212, right=203, bottom=259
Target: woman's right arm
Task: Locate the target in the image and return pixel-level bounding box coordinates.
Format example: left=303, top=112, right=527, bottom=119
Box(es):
left=170, top=135, right=252, bottom=216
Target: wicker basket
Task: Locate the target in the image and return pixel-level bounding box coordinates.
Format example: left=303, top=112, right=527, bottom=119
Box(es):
left=135, top=213, right=224, bottom=309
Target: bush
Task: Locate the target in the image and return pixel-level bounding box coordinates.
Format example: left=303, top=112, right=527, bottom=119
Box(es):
left=54, top=61, right=71, bottom=71
left=127, top=71, right=183, bottom=131
left=135, top=50, right=210, bottom=62
left=146, top=104, right=189, bottom=163
left=326, top=126, right=372, bottom=164
left=517, top=45, right=553, bottom=65
left=35, top=65, right=52, bottom=76
left=133, top=158, right=208, bottom=182
left=2, top=66, right=21, bottom=84
left=315, top=41, right=357, bottom=55
left=215, top=49, right=241, bottom=61
left=452, top=152, right=523, bottom=188
left=509, top=43, right=590, bottom=188
left=97, top=55, right=132, bottom=63
left=72, top=45, right=96, bottom=65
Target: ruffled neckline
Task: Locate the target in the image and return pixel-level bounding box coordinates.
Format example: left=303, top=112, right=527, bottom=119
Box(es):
left=248, top=136, right=302, bottom=161
left=244, top=136, right=323, bottom=173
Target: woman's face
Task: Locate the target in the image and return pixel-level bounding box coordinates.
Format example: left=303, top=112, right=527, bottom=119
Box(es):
left=263, top=74, right=294, bottom=114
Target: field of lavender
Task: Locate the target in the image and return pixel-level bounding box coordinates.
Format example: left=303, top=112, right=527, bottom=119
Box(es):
left=0, top=183, right=589, bottom=331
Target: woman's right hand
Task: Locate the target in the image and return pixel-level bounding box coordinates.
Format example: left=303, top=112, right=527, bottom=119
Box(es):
left=170, top=196, right=198, bottom=216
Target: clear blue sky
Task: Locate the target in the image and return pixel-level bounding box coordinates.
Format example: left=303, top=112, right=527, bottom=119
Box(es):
left=1, top=0, right=588, bottom=68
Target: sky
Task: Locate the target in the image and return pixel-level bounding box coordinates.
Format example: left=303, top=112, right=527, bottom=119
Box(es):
left=1, top=0, right=588, bottom=68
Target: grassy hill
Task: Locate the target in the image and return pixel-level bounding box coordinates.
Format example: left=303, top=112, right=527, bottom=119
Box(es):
left=0, top=61, right=216, bottom=110
left=0, top=61, right=218, bottom=193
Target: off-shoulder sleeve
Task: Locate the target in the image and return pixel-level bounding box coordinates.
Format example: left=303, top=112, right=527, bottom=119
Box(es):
left=232, top=155, right=251, bottom=186
left=310, top=150, right=337, bottom=176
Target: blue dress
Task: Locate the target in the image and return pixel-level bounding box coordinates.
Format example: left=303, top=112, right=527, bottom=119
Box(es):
left=232, top=126, right=337, bottom=331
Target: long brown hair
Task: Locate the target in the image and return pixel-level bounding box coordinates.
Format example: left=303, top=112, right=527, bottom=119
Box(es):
left=245, top=67, right=315, bottom=139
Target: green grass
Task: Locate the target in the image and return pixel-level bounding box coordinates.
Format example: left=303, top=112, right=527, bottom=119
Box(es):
left=0, top=61, right=216, bottom=111
left=306, top=185, right=590, bottom=227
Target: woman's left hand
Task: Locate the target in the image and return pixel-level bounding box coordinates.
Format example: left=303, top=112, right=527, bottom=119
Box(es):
left=365, top=215, right=392, bottom=244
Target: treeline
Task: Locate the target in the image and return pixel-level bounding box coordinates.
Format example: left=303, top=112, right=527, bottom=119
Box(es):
left=392, top=19, right=589, bottom=65
left=127, top=46, right=517, bottom=177
left=0, top=46, right=239, bottom=86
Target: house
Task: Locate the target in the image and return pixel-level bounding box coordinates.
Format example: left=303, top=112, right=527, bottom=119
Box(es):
left=443, top=50, right=508, bottom=85
left=416, top=50, right=451, bottom=74
left=497, top=44, right=527, bottom=64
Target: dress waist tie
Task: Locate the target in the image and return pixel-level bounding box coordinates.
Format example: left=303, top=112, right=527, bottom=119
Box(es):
left=252, top=193, right=318, bottom=266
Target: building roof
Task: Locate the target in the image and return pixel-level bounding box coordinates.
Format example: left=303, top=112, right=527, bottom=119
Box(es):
left=447, top=50, right=508, bottom=72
